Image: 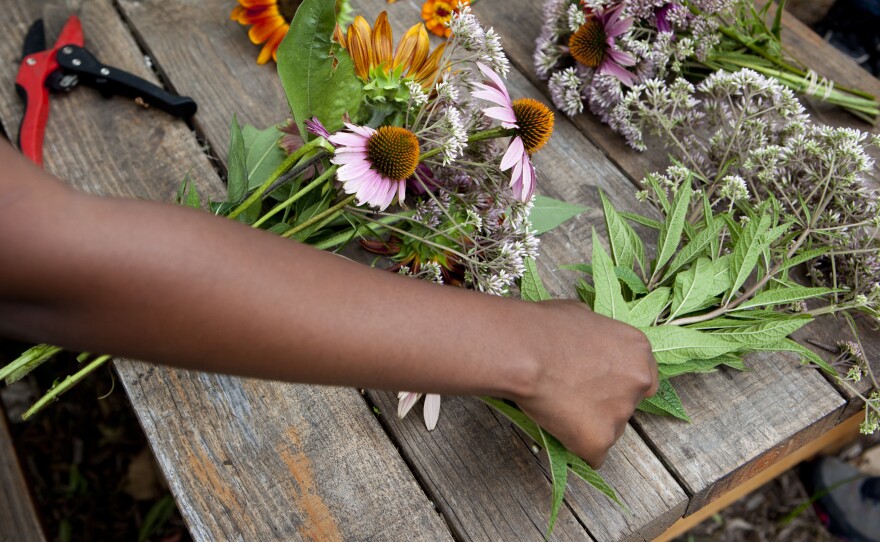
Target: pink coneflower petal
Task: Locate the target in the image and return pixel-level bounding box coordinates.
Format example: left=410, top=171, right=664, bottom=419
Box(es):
left=500, top=136, right=525, bottom=170
left=423, top=394, right=441, bottom=430
left=483, top=106, right=519, bottom=124
left=331, top=152, right=369, bottom=165
left=600, top=59, right=637, bottom=86
left=471, top=84, right=511, bottom=107
left=602, top=4, right=631, bottom=38
left=606, top=48, right=636, bottom=67
left=305, top=117, right=331, bottom=139
left=343, top=122, right=375, bottom=138
left=328, top=132, right=369, bottom=148
left=476, top=62, right=510, bottom=101
left=337, top=160, right=374, bottom=179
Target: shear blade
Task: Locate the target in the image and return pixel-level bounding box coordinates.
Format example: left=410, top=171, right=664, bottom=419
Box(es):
left=20, top=19, right=46, bottom=59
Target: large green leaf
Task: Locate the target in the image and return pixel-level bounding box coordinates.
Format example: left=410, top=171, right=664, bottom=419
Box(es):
left=661, top=219, right=724, bottom=283
left=530, top=195, right=587, bottom=235
left=638, top=379, right=690, bottom=421
left=643, top=326, right=739, bottom=364
left=706, top=317, right=812, bottom=346
left=521, top=258, right=551, bottom=302
left=727, top=211, right=772, bottom=302
left=480, top=397, right=542, bottom=442
left=735, top=286, right=836, bottom=311
left=226, top=115, right=248, bottom=204
left=748, top=338, right=836, bottom=376
left=628, top=287, right=671, bottom=327
left=277, top=0, right=362, bottom=135
left=657, top=354, right=739, bottom=378
left=669, top=257, right=718, bottom=320
left=654, top=181, right=692, bottom=278
left=560, top=264, right=647, bottom=295
left=592, top=229, right=631, bottom=323
left=539, top=428, right=570, bottom=539
left=242, top=124, right=286, bottom=190
left=599, top=190, right=642, bottom=271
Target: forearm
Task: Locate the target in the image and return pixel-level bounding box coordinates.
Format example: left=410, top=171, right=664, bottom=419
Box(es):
left=0, top=152, right=537, bottom=398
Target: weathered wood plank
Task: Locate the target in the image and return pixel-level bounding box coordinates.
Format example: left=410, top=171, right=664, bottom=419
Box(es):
left=0, top=2, right=452, bottom=540
left=0, top=405, right=45, bottom=542
left=418, top=0, right=854, bottom=516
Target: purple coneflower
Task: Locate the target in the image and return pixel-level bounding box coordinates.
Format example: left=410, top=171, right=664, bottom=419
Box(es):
left=398, top=392, right=441, bottom=430
left=472, top=62, right=554, bottom=201
left=567, top=3, right=636, bottom=86
left=329, top=123, right=421, bottom=211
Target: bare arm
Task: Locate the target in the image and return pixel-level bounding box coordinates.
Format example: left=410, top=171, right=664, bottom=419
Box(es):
left=0, top=140, right=657, bottom=466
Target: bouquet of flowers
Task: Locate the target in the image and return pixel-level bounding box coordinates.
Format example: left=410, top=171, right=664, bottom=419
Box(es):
left=1, top=0, right=574, bottom=441
left=535, top=0, right=880, bottom=136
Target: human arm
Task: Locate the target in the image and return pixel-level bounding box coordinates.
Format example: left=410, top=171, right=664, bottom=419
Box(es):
left=0, top=140, right=657, bottom=467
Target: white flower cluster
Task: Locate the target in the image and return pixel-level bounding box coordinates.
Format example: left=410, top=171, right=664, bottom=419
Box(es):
left=449, top=6, right=509, bottom=77
left=615, top=68, right=880, bottom=303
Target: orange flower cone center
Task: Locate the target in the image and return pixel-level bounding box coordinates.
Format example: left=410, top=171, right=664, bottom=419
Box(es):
left=511, top=98, right=554, bottom=154
left=568, top=19, right=607, bottom=68
left=367, top=126, right=421, bottom=180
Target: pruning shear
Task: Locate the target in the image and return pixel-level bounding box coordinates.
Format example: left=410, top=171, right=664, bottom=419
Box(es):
left=15, top=14, right=198, bottom=166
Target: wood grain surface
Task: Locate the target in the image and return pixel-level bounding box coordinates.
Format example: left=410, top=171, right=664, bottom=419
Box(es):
left=0, top=1, right=451, bottom=540
left=0, top=406, right=45, bottom=542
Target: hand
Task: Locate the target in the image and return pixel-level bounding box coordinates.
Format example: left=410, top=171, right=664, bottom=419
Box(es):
left=511, top=300, right=658, bottom=468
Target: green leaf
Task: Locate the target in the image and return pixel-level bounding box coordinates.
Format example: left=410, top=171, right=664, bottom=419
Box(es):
left=658, top=355, right=738, bottom=378
left=654, top=181, right=692, bottom=278
left=661, top=220, right=724, bottom=283
left=521, top=258, right=551, bottom=302
left=643, top=326, right=739, bottom=364
left=638, top=379, right=690, bottom=421
left=530, top=195, right=587, bottom=235
left=669, top=258, right=719, bottom=320
left=628, top=287, right=671, bottom=327
left=560, top=264, right=647, bottom=295
left=175, top=173, right=201, bottom=210
left=540, top=428, right=570, bottom=539
left=735, top=286, right=836, bottom=310
left=278, top=0, right=363, bottom=136
left=567, top=455, right=625, bottom=509
left=619, top=211, right=663, bottom=230
left=480, top=397, right=542, bottom=442
left=226, top=115, right=248, bottom=204
left=727, top=211, right=772, bottom=302
left=576, top=278, right=595, bottom=308
left=242, top=124, right=286, bottom=191
left=750, top=338, right=836, bottom=376
left=599, top=190, right=641, bottom=270
left=777, top=247, right=832, bottom=274
left=706, top=317, right=812, bottom=346
left=592, top=229, right=631, bottom=323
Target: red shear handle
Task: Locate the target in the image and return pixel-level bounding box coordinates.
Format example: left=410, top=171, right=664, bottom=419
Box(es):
left=15, top=75, right=50, bottom=167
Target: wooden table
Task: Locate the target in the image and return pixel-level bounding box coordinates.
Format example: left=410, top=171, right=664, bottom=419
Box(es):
left=0, top=1, right=876, bottom=540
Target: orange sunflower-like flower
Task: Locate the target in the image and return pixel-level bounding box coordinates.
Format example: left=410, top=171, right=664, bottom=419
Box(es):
left=336, top=12, right=446, bottom=89
left=421, top=0, right=469, bottom=38
left=231, top=0, right=352, bottom=64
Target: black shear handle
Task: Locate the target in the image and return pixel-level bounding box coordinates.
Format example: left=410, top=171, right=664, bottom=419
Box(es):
left=56, top=45, right=197, bottom=118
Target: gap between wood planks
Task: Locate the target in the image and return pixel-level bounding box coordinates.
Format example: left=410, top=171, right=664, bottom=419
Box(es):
left=109, top=0, right=227, bottom=182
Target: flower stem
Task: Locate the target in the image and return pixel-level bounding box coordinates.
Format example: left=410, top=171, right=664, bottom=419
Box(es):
left=313, top=213, right=409, bottom=251
left=252, top=165, right=339, bottom=229
left=281, top=195, right=358, bottom=239
left=418, top=126, right=516, bottom=163
left=22, top=355, right=112, bottom=420
left=228, top=137, right=331, bottom=220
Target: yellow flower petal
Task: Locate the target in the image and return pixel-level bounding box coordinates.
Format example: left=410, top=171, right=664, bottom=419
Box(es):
left=413, top=41, right=446, bottom=87
left=372, top=12, right=394, bottom=71
left=393, top=23, right=429, bottom=74
left=347, top=16, right=374, bottom=80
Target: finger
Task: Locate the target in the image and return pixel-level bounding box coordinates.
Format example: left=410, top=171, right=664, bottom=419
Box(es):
left=644, top=355, right=660, bottom=398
